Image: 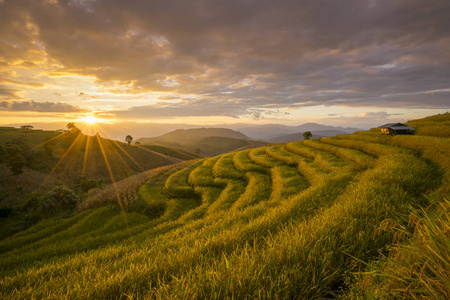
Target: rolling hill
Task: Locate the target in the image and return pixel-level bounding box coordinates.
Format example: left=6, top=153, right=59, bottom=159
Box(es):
left=0, top=127, right=192, bottom=239
left=0, top=113, right=448, bottom=299
left=267, top=129, right=351, bottom=143
left=136, top=127, right=266, bottom=156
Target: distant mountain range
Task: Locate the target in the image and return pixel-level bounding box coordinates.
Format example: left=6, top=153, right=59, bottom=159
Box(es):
left=4, top=121, right=362, bottom=142
left=136, top=128, right=266, bottom=156
left=232, top=123, right=361, bottom=140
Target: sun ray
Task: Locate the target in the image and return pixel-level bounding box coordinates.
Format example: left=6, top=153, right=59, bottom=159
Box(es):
left=95, top=133, right=125, bottom=212
left=81, top=135, right=91, bottom=179
left=24, top=130, right=70, bottom=154
left=41, top=132, right=83, bottom=190
left=94, top=131, right=134, bottom=173
left=133, top=144, right=182, bottom=163
left=96, top=127, right=145, bottom=171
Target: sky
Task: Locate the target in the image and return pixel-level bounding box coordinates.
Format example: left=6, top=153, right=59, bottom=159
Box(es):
left=0, top=0, right=449, bottom=130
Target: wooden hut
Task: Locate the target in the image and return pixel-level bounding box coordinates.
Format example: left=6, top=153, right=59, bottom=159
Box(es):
left=378, top=123, right=415, bottom=135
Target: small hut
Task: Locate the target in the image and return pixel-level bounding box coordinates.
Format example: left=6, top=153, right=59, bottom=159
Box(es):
left=378, top=123, right=415, bottom=135
left=20, top=125, right=34, bottom=129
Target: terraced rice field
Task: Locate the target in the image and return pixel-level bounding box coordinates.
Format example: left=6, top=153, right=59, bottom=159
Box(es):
left=0, top=129, right=448, bottom=299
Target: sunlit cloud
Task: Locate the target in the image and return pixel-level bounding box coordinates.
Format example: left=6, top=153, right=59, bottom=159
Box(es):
left=0, top=100, right=85, bottom=112
left=0, top=0, right=449, bottom=125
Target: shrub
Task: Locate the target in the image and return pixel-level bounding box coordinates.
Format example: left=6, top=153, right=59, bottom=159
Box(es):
left=40, top=185, right=78, bottom=214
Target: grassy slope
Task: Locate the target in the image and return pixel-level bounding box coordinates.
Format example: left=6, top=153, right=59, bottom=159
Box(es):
left=0, top=127, right=185, bottom=240
left=0, top=114, right=449, bottom=299
left=139, top=144, right=200, bottom=160
left=0, top=128, right=183, bottom=203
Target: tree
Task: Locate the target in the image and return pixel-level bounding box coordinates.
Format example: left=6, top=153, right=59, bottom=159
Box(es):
left=303, top=131, right=312, bottom=140
left=64, top=122, right=81, bottom=146
left=40, top=185, right=78, bottom=214
left=66, top=122, right=76, bottom=131
left=125, top=135, right=133, bottom=146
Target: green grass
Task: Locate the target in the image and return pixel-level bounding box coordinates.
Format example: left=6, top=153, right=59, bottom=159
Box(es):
left=0, top=114, right=448, bottom=299
left=139, top=144, right=201, bottom=160
left=164, top=161, right=203, bottom=198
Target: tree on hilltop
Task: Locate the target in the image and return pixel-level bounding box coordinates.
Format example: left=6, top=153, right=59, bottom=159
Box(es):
left=303, top=131, right=312, bottom=140
left=64, top=122, right=81, bottom=146
left=67, top=122, right=76, bottom=131
left=126, top=135, right=133, bottom=146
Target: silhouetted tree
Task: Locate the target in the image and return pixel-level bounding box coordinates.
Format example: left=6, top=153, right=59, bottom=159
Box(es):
left=64, top=122, right=81, bottom=146
left=126, top=135, right=133, bottom=146
left=303, top=131, right=312, bottom=140
left=66, top=122, right=76, bottom=131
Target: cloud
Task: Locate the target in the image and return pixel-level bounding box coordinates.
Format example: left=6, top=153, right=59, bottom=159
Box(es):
left=322, top=110, right=409, bottom=128
left=0, top=0, right=449, bottom=116
left=110, top=100, right=245, bottom=119
left=357, top=111, right=394, bottom=118
left=75, top=91, right=98, bottom=99
left=0, top=100, right=85, bottom=112
left=0, top=77, right=45, bottom=87
left=0, top=86, right=22, bottom=99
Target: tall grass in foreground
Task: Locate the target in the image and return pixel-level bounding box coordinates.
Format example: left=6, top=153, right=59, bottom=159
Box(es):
left=143, top=154, right=436, bottom=299
left=342, top=199, right=450, bottom=299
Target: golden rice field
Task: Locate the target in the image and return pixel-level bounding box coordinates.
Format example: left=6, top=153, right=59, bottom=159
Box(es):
left=0, top=114, right=449, bottom=299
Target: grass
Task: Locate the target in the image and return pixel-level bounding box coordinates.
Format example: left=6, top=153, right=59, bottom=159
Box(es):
left=342, top=198, right=450, bottom=299
left=164, top=161, right=203, bottom=198
left=0, top=114, right=448, bottom=299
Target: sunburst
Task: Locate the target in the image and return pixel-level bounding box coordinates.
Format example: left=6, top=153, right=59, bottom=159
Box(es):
left=81, top=116, right=99, bottom=124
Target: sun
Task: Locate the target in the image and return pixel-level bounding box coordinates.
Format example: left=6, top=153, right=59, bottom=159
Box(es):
left=81, top=116, right=99, bottom=124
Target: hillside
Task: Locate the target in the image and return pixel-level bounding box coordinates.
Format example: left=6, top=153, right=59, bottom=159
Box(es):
left=136, top=127, right=265, bottom=156
left=0, top=127, right=186, bottom=239
left=267, top=129, right=350, bottom=143
left=138, top=144, right=200, bottom=160
left=0, top=114, right=449, bottom=298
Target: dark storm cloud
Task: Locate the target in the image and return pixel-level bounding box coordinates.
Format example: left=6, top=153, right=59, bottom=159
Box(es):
left=0, top=100, right=85, bottom=112
left=1, top=0, right=449, bottom=117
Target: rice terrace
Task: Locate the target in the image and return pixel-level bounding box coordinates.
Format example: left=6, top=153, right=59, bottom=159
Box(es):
left=1, top=1, right=450, bottom=299
left=0, top=113, right=448, bottom=299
